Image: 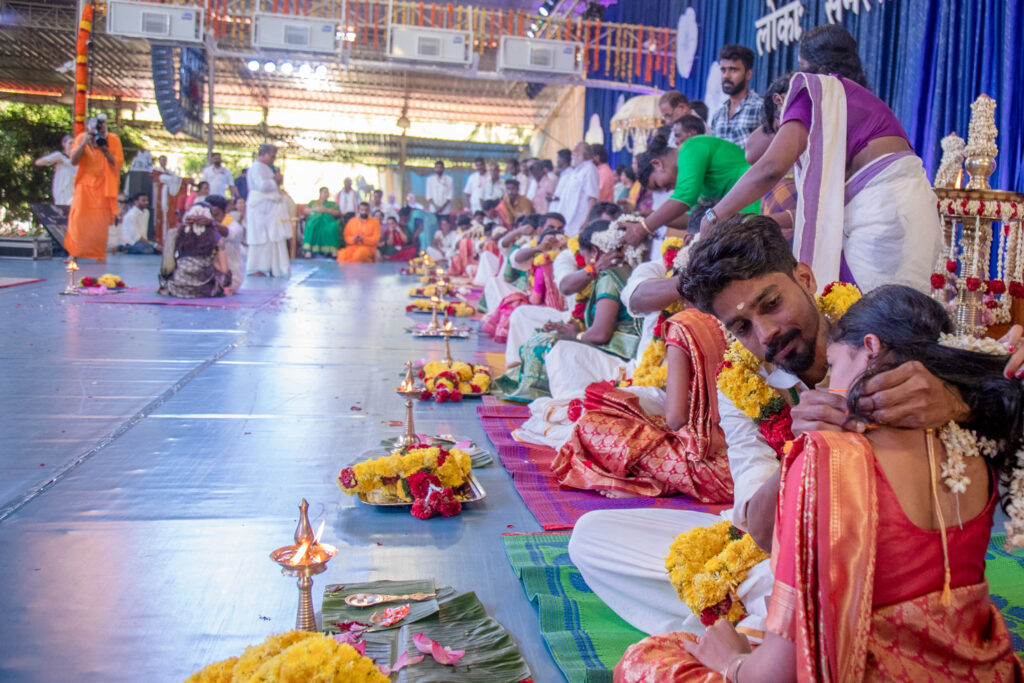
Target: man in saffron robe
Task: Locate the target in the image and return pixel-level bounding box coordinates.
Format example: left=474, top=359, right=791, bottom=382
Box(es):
left=337, top=202, right=380, bottom=263
left=66, top=114, right=123, bottom=262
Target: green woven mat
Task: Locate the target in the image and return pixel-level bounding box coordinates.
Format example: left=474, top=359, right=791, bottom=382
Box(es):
left=987, top=533, right=1024, bottom=654
left=505, top=531, right=1024, bottom=683
left=503, top=533, right=645, bottom=683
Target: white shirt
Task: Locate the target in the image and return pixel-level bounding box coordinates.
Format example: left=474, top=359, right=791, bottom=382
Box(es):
left=718, top=364, right=810, bottom=531
left=201, top=164, right=234, bottom=197
left=552, top=248, right=578, bottom=289
left=425, top=174, right=454, bottom=213
left=620, top=259, right=669, bottom=360
left=119, top=206, right=149, bottom=245
left=525, top=176, right=539, bottom=201
left=336, top=188, right=360, bottom=213
left=480, top=176, right=506, bottom=203
left=550, top=160, right=599, bottom=237
left=40, top=152, right=76, bottom=205
left=374, top=201, right=398, bottom=221
left=463, top=171, right=486, bottom=212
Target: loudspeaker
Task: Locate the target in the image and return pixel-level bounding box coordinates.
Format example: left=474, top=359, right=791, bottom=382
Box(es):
left=151, top=44, right=186, bottom=134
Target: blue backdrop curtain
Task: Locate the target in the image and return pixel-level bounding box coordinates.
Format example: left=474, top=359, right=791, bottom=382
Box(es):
left=584, top=0, right=1023, bottom=192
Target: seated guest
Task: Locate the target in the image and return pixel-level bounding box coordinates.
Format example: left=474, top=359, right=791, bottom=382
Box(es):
left=336, top=202, right=380, bottom=263
left=205, top=195, right=245, bottom=290
left=492, top=220, right=640, bottom=402
left=480, top=213, right=537, bottom=314
left=117, top=192, right=158, bottom=254
left=159, top=203, right=233, bottom=298
left=379, top=215, right=416, bottom=262
left=496, top=178, right=534, bottom=229
left=301, top=186, right=341, bottom=258
left=400, top=205, right=438, bottom=256
left=481, top=223, right=567, bottom=342
left=552, top=307, right=732, bottom=502
left=185, top=180, right=209, bottom=210
left=616, top=285, right=1024, bottom=681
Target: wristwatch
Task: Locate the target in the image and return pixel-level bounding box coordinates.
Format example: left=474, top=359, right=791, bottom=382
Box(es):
left=703, top=208, right=719, bottom=226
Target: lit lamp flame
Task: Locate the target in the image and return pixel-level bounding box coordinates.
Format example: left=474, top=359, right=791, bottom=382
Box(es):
left=67, top=260, right=79, bottom=272
left=436, top=267, right=444, bottom=277
left=313, top=519, right=326, bottom=545
left=289, top=540, right=311, bottom=566
left=430, top=295, right=440, bottom=305
left=444, top=319, right=453, bottom=331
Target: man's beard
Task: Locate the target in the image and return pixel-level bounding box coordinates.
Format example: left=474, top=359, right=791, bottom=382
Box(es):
left=721, top=79, right=742, bottom=95
left=764, top=327, right=817, bottom=373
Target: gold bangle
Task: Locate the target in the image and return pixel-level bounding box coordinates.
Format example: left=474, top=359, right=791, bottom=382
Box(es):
left=641, top=217, right=654, bottom=235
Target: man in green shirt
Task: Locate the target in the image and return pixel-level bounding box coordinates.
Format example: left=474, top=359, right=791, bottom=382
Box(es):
left=624, top=115, right=759, bottom=244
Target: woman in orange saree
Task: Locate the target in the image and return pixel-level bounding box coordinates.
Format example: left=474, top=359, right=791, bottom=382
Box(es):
left=615, top=285, right=1024, bottom=682
left=551, top=308, right=733, bottom=502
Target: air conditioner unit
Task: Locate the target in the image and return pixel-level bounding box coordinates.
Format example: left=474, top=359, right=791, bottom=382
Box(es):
left=252, top=12, right=337, bottom=54
left=389, top=26, right=472, bottom=65
left=498, top=36, right=583, bottom=76
left=107, top=0, right=203, bottom=42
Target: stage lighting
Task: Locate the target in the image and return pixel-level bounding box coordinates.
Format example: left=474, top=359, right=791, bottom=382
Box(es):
left=263, top=61, right=276, bottom=73
left=298, top=63, right=312, bottom=76
left=280, top=62, right=294, bottom=75
left=527, top=30, right=535, bottom=37
left=530, top=22, right=538, bottom=31
left=314, top=64, right=328, bottom=77
left=246, top=59, right=260, bottom=72
left=538, top=4, right=550, bottom=17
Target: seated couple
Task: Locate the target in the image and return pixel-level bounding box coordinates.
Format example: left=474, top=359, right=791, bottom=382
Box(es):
left=565, top=217, right=1024, bottom=681
left=159, top=203, right=237, bottom=298
left=492, top=219, right=641, bottom=403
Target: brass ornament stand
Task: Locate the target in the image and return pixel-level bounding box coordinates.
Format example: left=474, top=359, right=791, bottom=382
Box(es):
left=931, top=94, right=1024, bottom=336
left=396, top=361, right=420, bottom=446
left=269, top=499, right=336, bottom=632
left=62, top=258, right=80, bottom=295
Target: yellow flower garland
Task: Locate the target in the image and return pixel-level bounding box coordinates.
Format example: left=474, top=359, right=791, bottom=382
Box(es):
left=186, top=631, right=387, bottom=683
left=407, top=299, right=475, bottom=316
left=664, top=520, right=768, bottom=624
left=338, top=446, right=472, bottom=498
left=625, top=237, right=687, bottom=389
left=421, top=360, right=492, bottom=395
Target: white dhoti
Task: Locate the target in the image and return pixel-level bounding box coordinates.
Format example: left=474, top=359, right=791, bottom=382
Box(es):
left=842, top=154, right=943, bottom=293
left=245, top=162, right=291, bottom=278
left=505, top=305, right=571, bottom=367
left=546, top=340, right=632, bottom=398
left=473, top=251, right=500, bottom=285
left=569, top=508, right=773, bottom=636
left=482, top=276, right=520, bottom=313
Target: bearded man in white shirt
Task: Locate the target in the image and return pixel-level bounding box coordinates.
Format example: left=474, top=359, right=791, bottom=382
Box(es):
left=549, top=142, right=599, bottom=237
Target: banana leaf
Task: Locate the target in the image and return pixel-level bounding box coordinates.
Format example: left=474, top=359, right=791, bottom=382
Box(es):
left=361, top=591, right=532, bottom=683
left=321, top=579, right=440, bottom=632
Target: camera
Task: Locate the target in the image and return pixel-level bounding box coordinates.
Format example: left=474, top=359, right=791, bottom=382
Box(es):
left=86, top=112, right=108, bottom=147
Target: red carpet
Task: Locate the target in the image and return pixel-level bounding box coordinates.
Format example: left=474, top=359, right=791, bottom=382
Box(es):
left=478, top=398, right=730, bottom=530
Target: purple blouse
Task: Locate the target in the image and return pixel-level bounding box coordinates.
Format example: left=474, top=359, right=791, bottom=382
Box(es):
left=781, top=76, right=909, bottom=163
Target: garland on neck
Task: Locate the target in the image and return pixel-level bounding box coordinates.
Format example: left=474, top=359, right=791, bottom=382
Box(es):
left=567, top=236, right=595, bottom=326
left=716, top=282, right=861, bottom=456
left=623, top=236, right=688, bottom=388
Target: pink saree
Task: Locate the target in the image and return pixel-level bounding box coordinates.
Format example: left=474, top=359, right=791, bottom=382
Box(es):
left=480, top=261, right=564, bottom=342
left=551, top=309, right=732, bottom=502
left=616, top=431, right=1023, bottom=682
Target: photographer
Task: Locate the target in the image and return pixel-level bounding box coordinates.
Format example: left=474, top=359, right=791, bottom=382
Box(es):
left=66, top=113, right=124, bottom=263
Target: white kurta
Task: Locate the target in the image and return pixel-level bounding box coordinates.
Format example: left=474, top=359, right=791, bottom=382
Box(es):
left=118, top=206, right=149, bottom=245
left=425, top=174, right=454, bottom=213
left=201, top=164, right=234, bottom=198
left=245, top=161, right=290, bottom=277
left=473, top=251, right=500, bottom=286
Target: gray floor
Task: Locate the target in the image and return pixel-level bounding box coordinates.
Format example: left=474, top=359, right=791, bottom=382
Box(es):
left=0, top=254, right=563, bottom=682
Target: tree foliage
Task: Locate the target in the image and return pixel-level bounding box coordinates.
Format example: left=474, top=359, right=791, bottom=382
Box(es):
left=0, top=102, right=73, bottom=220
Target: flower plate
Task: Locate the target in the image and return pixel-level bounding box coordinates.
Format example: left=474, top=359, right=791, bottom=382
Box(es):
left=357, top=472, right=486, bottom=507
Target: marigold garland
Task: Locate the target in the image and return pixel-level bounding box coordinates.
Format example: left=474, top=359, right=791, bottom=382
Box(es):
left=624, top=237, right=686, bottom=389
left=337, top=445, right=472, bottom=501
left=664, top=520, right=769, bottom=626
left=717, top=282, right=861, bottom=456
left=418, top=360, right=491, bottom=401
left=406, top=299, right=475, bottom=316
left=185, top=631, right=388, bottom=683
left=566, top=236, right=594, bottom=325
